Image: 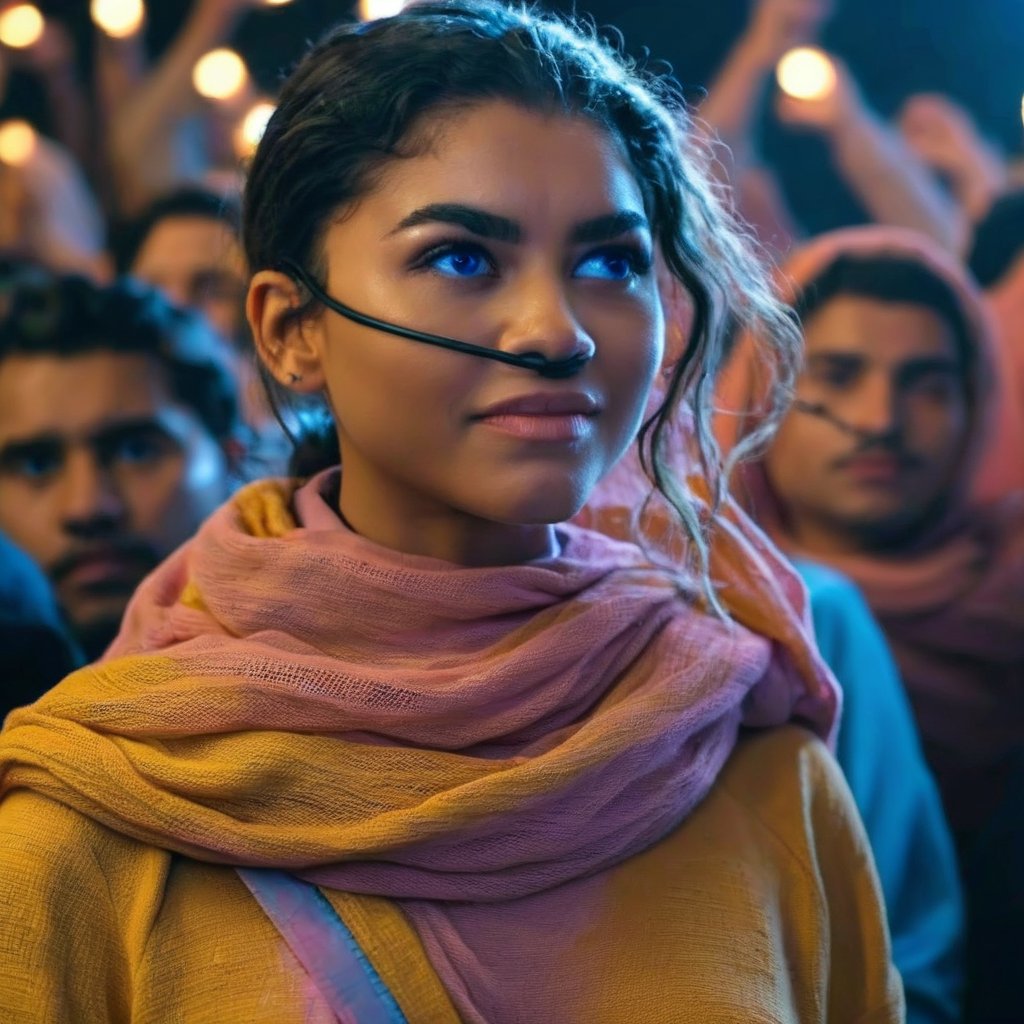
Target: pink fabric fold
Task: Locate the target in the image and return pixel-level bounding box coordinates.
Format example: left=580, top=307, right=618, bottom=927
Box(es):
left=25, top=467, right=833, bottom=904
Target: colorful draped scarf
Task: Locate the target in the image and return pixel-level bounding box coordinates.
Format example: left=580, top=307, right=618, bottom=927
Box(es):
left=0, top=467, right=839, bottom=1008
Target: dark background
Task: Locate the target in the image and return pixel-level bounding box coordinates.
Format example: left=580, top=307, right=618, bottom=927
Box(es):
left=7, top=0, right=1023, bottom=233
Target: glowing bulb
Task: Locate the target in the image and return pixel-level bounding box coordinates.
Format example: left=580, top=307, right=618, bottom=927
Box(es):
left=776, top=47, right=837, bottom=102
left=0, top=4, right=44, bottom=49
left=234, top=100, right=275, bottom=159
left=262, top=0, right=293, bottom=5
left=91, top=0, right=145, bottom=38
left=192, top=48, right=248, bottom=102
left=1020, top=92, right=1024, bottom=130
left=358, top=0, right=407, bottom=20
left=0, top=119, right=37, bottom=166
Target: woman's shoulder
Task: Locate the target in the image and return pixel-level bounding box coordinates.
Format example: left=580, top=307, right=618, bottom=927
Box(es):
left=0, top=790, right=175, bottom=1019
left=713, top=725, right=877, bottom=880
left=0, top=788, right=171, bottom=930
left=702, top=727, right=902, bottom=1019
left=718, top=725, right=850, bottom=818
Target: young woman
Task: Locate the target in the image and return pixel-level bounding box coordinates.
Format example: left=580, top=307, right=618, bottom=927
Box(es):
left=0, top=5, right=902, bottom=1021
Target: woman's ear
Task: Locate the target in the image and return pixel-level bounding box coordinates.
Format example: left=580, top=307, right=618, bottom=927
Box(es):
left=246, top=270, right=327, bottom=394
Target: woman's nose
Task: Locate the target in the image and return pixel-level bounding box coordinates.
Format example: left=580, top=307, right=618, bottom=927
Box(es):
left=494, top=271, right=596, bottom=370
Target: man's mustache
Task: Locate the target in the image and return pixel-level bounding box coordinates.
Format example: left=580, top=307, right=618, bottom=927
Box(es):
left=831, top=436, right=925, bottom=472
left=794, top=400, right=924, bottom=471
left=49, top=540, right=161, bottom=587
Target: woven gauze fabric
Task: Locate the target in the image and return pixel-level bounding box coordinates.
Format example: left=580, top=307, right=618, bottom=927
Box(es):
left=0, top=472, right=836, bottom=902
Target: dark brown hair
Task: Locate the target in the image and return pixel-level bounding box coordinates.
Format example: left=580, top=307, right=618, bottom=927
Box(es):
left=243, top=1, right=799, bottom=594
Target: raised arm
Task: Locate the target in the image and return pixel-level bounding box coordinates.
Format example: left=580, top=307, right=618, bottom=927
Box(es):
left=4, top=19, right=95, bottom=179
left=701, top=0, right=833, bottom=174
left=775, top=58, right=965, bottom=252
left=899, top=93, right=1008, bottom=228
left=106, top=0, right=255, bottom=217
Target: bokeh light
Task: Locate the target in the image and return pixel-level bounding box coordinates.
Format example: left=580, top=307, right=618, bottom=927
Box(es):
left=0, top=119, right=37, bottom=166
left=776, top=47, right=837, bottom=102
left=358, top=0, right=408, bottom=20
left=0, top=4, right=44, bottom=49
left=192, top=48, right=249, bottom=102
left=90, top=0, right=145, bottom=39
left=234, top=100, right=275, bottom=159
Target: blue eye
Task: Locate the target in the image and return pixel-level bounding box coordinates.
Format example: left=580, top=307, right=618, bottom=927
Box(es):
left=574, top=249, right=645, bottom=281
left=427, top=246, right=494, bottom=279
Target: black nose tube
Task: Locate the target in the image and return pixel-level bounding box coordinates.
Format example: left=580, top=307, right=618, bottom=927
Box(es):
left=793, top=399, right=867, bottom=439
left=279, top=259, right=594, bottom=379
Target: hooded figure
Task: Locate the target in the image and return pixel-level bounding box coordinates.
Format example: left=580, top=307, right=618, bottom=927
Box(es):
left=716, top=226, right=1024, bottom=1022
left=717, top=226, right=1024, bottom=842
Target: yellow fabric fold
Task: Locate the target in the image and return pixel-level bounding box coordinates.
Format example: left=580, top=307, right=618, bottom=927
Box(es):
left=0, top=728, right=903, bottom=1022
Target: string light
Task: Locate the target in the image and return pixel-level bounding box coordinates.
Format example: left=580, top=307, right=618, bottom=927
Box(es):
left=776, top=47, right=837, bottom=102
left=358, top=0, right=407, bottom=20
left=90, top=0, right=145, bottom=39
left=192, top=48, right=249, bottom=102
left=234, top=100, right=275, bottom=159
left=0, top=119, right=37, bottom=166
left=0, top=4, right=44, bottom=49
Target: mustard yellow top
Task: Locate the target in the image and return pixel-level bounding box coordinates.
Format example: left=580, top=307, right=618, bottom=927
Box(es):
left=0, top=726, right=902, bottom=1023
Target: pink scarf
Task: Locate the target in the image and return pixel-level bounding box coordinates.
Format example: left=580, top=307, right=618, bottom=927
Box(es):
left=4, top=467, right=836, bottom=880
left=0, top=467, right=838, bottom=1018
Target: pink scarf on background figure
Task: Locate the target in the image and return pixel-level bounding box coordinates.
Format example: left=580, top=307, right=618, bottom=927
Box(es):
left=716, top=226, right=1024, bottom=835
left=986, top=255, right=1024, bottom=499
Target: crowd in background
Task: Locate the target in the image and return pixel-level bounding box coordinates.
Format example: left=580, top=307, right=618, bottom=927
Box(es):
left=0, top=0, right=1022, bottom=1022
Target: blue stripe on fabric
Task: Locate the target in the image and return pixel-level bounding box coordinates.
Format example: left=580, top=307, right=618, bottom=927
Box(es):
left=238, top=868, right=409, bottom=1024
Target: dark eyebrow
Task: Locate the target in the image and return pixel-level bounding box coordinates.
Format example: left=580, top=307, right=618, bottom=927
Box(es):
left=0, top=434, right=63, bottom=468
left=389, top=204, right=650, bottom=247
left=569, top=211, right=649, bottom=245
left=806, top=352, right=865, bottom=368
left=899, top=356, right=961, bottom=373
left=390, top=204, right=521, bottom=243
left=92, top=418, right=179, bottom=448
left=0, top=418, right=176, bottom=467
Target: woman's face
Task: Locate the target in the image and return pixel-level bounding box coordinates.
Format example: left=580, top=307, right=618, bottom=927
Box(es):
left=303, top=101, right=664, bottom=563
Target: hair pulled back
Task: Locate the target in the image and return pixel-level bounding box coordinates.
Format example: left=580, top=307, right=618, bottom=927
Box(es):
left=243, top=0, right=799, bottom=595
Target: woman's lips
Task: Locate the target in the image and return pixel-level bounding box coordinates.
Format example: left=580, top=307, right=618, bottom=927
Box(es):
left=476, top=412, right=594, bottom=442
left=473, top=390, right=601, bottom=441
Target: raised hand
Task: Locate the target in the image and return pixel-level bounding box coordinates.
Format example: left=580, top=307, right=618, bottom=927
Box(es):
left=899, top=93, right=1007, bottom=219
left=775, top=54, right=861, bottom=135
left=742, top=0, right=835, bottom=67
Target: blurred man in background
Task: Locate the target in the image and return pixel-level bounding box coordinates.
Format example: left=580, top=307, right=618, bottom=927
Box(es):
left=120, top=186, right=246, bottom=345
left=0, top=269, right=241, bottom=659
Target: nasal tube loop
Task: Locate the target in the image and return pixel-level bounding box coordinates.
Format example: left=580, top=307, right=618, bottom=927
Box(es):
left=278, top=259, right=594, bottom=379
